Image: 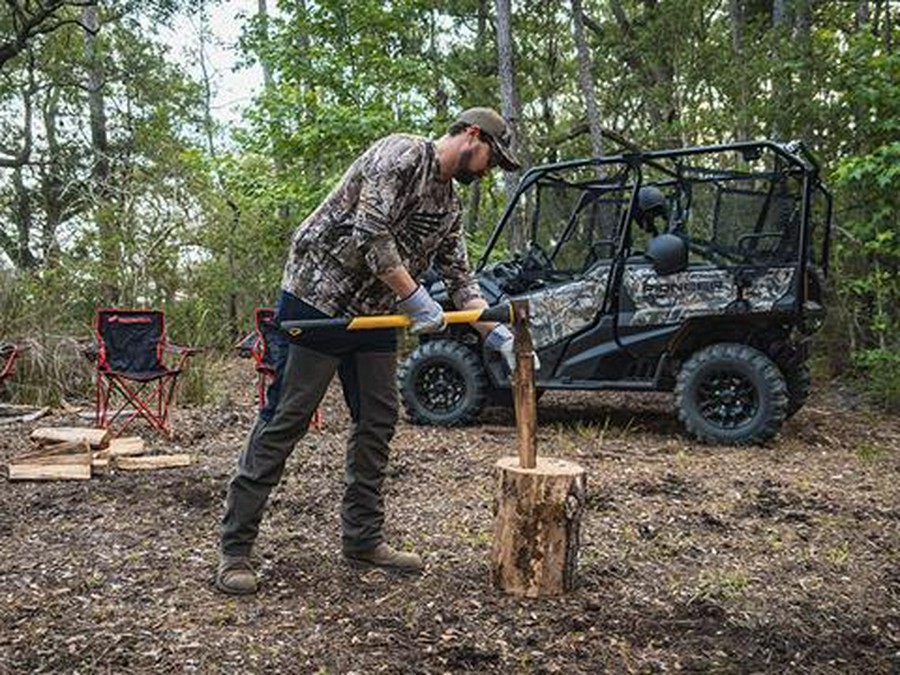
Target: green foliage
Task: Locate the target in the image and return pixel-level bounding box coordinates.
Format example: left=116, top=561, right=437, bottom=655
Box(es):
left=1, top=0, right=899, bottom=408
left=851, top=349, right=900, bottom=411
left=831, top=47, right=900, bottom=359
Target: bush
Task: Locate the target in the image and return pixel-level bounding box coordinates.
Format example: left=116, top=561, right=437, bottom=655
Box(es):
left=851, top=348, right=900, bottom=411
left=3, top=337, right=95, bottom=406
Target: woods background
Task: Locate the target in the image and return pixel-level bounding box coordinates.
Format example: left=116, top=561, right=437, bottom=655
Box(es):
left=1, top=0, right=897, bottom=408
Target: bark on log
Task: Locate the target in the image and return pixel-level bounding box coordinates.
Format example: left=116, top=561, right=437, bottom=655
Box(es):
left=31, top=426, right=109, bottom=448
left=491, top=456, right=586, bottom=597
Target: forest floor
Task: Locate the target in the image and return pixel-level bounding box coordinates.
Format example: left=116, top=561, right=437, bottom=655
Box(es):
left=1, top=359, right=898, bottom=674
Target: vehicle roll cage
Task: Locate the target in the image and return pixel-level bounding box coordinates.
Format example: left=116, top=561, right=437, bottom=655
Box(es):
left=475, top=140, right=833, bottom=279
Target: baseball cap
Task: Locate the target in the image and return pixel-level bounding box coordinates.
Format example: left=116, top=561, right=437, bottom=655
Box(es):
left=453, top=107, right=521, bottom=171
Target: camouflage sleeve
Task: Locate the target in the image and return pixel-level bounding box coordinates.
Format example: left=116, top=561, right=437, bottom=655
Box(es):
left=353, top=138, right=422, bottom=276
left=433, top=217, right=483, bottom=309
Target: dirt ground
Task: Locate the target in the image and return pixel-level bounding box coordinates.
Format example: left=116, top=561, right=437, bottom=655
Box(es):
left=1, top=360, right=898, bottom=674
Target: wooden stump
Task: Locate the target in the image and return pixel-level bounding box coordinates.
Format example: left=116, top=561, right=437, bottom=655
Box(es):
left=491, top=456, right=586, bottom=597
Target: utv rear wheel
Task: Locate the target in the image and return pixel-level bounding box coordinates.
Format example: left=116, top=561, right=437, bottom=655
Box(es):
left=675, top=343, right=788, bottom=445
left=399, top=340, right=487, bottom=426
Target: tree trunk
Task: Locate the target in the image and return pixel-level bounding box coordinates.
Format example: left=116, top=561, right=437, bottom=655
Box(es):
left=41, top=84, right=64, bottom=268
left=571, top=0, right=604, bottom=160
left=197, top=0, right=240, bottom=341
left=855, top=0, right=869, bottom=30
left=464, top=181, right=481, bottom=233
left=494, top=0, right=526, bottom=251
left=430, top=8, right=448, bottom=121
left=770, top=0, right=790, bottom=140
left=258, top=0, right=274, bottom=90
left=460, top=0, right=489, bottom=234
left=12, top=167, right=37, bottom=269
left=4, top=50, right=36, bottom=269
left=885, top=1, right=893, bottom=53
left=794, top=0, right=813, bottom=141
left=729, top=0, right=750, bottom=141
left=83, top=3, right=119, bottom=305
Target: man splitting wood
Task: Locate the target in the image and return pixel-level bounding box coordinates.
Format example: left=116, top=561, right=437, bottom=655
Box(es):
left=217, top=108, right=522, bottom=595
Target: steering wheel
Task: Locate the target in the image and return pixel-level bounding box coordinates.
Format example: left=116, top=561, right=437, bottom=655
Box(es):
left=523, top=241, right=554, bottom=271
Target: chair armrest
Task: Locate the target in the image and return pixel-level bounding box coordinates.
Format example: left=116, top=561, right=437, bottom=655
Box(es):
left=164, top=343, right=203, bottom=370
left=234, top=332, right=258, bottom=359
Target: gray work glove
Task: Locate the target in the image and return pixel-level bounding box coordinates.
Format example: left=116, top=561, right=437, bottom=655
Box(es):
left=485, top=324, right=541, bottom=373
left=397, top=285, right=446, bottom=334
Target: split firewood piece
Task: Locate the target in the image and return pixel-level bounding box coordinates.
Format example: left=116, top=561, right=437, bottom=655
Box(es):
left=8, top=452, right=91, bottom=481
left=96, top=436, right=145, bottom=458
left=14, top=440, right=91, bottom=461
left=30, top=426, right=110, bottom=449
left=114, top=454, right=193, bottom=471
left=91, top=455, right=111, bottom=472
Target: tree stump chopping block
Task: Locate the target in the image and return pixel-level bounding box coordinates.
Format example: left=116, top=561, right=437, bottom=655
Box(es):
left=491, top=456, right=586, bottom=597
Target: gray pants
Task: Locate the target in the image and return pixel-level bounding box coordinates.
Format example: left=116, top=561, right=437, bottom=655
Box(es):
left=220, top=344, right=398, bottom=557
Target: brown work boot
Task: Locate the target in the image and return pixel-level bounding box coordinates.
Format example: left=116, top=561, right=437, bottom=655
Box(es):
left=215, top=555, right=258, bottom=595
left=344, top=543, right=423, bottom=573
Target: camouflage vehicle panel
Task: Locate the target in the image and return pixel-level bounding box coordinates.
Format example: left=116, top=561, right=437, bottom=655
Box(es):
left=622, top=266, right=795, bottom=327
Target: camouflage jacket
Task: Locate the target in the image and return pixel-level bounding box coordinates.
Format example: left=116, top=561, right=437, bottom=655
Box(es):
left=281, top=134, right=482, bottom=317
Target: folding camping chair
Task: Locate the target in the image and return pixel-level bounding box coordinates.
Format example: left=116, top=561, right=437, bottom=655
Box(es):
left=236, top=307, right=322, bottom=430
left=0, top=342, right=23, bottom=388
left=93, top=308, right=201, bottom=439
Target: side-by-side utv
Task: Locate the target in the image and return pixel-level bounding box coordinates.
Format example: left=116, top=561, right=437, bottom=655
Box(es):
left=398, top=141, right=832, bottom=445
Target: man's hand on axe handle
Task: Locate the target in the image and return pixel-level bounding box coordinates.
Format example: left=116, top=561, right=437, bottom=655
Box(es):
left=465, top=298, right=541, bottom=374
left=381, top=267, right=445, bottom=334
left=396, top=285, right=446, bottom=334
left=484, top=324, right=541, bottom=373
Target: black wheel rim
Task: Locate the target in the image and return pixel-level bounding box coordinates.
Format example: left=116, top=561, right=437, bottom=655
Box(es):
left=415, top=362, right=467, bottom=414
left=696, top=368, right=758, bottom=428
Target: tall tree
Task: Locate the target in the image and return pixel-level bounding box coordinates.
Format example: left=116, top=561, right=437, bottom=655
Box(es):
left=571, top=0, right=604, bottom=159
left=495, top=0, right=526, bottom=248
left=729, top=0, right=750, bottom=140
left=82, top=2, right=119, bottom=304
left=195, top=0, right=240, bottom=339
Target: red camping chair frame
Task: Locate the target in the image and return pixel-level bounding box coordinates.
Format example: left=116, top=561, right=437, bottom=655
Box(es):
left=241, top=307, right=322, bottom=430
left=93, top=308, right=201, bottom=439
left=0, top=342, right=22, bottom=386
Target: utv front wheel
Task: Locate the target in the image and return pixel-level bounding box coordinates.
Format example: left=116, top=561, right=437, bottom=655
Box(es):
left=675, top=343, right=788, bottom=445
left=398, top=340, right=487, bottom=426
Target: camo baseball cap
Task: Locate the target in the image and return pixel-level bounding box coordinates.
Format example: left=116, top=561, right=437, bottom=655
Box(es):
left=453, top=107, right=521, bottom=171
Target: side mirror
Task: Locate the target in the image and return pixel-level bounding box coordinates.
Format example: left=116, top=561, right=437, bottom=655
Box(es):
left=645, top=234, right=688, bottom=276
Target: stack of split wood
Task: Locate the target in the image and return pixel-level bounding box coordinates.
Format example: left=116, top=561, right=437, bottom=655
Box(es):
left=7, top=427, right=193, bottom=481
